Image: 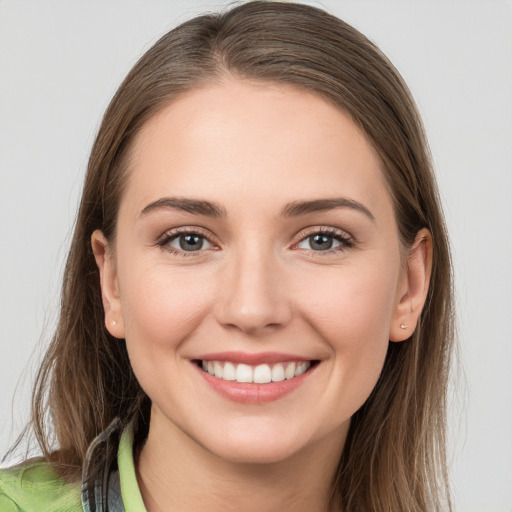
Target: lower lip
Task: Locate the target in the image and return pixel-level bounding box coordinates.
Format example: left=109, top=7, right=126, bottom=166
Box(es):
left=195, top=363, right=316, bottom=404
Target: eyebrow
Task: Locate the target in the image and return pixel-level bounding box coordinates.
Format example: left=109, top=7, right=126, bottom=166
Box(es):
left=281, top=197, right=375, bottom=222
left=139, top=196, right=375, bottom=222
left=140, top=197, right=227, bottom=218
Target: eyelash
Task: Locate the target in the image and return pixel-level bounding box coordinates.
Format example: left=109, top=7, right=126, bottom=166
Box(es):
left=157, top=227, right=217, bottom=257
left=293, top=227, right=354, bottom=255
left=156, top=226, right=354, bottom=257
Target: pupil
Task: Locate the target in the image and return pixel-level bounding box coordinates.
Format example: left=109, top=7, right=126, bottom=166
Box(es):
left=180, top=234, right=203, bottom=251
left=311, top=234, right=332, bottom=251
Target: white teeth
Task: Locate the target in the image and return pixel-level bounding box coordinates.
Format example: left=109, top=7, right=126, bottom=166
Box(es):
left=271, top=364, right=285, bottom=382
left=223, top=362, right=236, bottom=381
left=235, top=363, right=253, bottom=383
left=253, top=364, right=272, bottom=384
left=213, top=361, right=223, bottom=379
left=284, top=362, right=296, bottom=380
left=295, top=361, right=310, bottom=376
left=201, top=360, right=312, bottom=383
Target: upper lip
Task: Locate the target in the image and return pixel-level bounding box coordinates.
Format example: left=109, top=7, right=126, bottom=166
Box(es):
left=194, top=351, right=314, bottom=365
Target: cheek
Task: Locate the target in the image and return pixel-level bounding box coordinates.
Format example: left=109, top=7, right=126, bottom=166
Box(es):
left=298, top=261, right=398, bottom=339
left=118, top=260, right=215, bottom=358
left=295, top=261, right=399, bottom=401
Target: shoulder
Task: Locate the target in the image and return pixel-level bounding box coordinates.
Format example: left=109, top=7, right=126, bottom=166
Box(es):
left=0, top=459, right=82, bottom=512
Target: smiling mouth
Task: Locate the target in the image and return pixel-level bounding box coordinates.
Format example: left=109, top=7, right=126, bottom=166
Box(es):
left=195, top=360, right=317, bottom=384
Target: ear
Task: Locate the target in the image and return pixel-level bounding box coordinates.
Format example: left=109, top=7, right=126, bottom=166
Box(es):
left=91, top=230, right=125, bottom=338
left=389, top=228, right=432, bottom=342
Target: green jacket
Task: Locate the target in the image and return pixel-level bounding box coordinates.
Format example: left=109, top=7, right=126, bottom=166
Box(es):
left=0, top=421, right=146, bottom=512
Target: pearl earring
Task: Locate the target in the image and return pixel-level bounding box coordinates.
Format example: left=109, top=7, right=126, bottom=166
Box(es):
left=112, top=320, right=117, bottom=326
left=400, top=323, right=407, bottom=329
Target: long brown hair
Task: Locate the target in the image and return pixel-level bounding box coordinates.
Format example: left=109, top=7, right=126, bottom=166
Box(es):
left=12, top=2, right=454, bottom=510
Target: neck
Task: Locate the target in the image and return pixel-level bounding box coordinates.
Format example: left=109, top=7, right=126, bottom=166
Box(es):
left=136, top=409, right=347, bottom=512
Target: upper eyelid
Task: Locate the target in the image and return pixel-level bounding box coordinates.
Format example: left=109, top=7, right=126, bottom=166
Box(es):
left=292, top=226, right=353, bottom=243
left=158, top=226, right=218, bottom=243
left=157, top=228, right=218, bottom=257
left=290, top=227, right=355, bottom=255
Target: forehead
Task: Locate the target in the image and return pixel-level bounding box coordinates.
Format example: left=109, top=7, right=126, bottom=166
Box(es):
left=122, top=79, right=392, bottom=222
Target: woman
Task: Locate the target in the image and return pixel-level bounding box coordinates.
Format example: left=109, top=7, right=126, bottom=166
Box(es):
left=0, top=1, right=454, bottom=511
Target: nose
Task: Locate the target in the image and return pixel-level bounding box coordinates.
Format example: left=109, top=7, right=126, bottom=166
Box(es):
left=214, top=245, right=293, bottom=337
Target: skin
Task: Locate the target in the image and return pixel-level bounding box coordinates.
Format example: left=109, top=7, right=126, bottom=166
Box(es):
left=92, top=79, right=431, bottom=512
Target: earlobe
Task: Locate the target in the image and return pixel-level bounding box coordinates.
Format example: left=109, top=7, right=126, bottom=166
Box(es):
left=389, top=228, right=432, bottom=342
left=91, top=230, right=125, bottom=338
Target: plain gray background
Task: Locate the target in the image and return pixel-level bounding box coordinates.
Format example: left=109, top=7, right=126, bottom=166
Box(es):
left=1, top=1, right=511, bottom=510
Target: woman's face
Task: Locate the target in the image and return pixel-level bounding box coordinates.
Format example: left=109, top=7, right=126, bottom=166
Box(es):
left=94, top=79, right=422, bottom=464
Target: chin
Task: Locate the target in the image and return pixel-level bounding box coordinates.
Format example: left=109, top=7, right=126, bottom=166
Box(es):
left=197, top=419, right=317, bottom=466
left=210, top=438, right=304, bottom=465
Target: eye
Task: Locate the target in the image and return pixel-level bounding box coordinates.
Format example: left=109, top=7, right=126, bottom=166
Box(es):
left=159, top=230, right=214, bottom=255
left=295, top=229, right=352, bottom=253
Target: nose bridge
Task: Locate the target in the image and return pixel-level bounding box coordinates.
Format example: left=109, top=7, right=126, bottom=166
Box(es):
left=215, top=238, right=291, bottom=335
